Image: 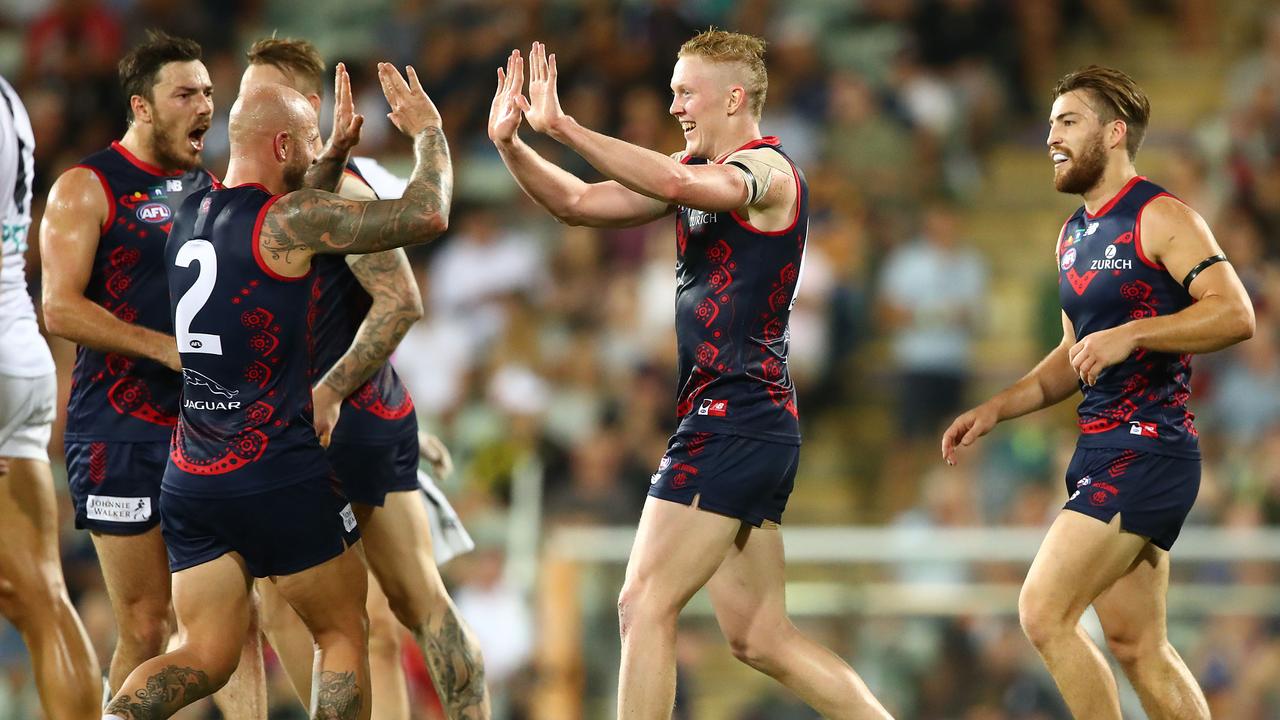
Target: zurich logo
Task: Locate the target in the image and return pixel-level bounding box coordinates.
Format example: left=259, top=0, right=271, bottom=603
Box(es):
left=1105, top=244, right=1117, bottom=259
left=137, top=202, right=172, bottom=224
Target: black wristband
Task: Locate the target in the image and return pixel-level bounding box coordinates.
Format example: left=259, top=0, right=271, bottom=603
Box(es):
left=1181, top=254, right=1227, bottom=292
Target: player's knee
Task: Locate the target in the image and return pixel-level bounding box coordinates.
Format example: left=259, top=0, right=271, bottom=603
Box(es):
left=0, top=570, right=66, bottom=630
left=725, top=631, right=774, bottom=672
left=1017, top=588, right=1067, bottom=650
left=116, top=599, right=171, bottom=655
left=616, top=581, right=676, bottom=638
left=1103, top=625, right=1160, bottom=667
left=367, top=603, right=403, bottom=662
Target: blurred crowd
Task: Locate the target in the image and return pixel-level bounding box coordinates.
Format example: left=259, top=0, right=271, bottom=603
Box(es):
left=3, top=0, right=1280, bottom=717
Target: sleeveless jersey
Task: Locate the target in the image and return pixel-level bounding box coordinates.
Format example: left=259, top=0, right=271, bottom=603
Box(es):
left=673, top=137, right=807, bottom=444
left=1057, top=176, right=1199, bottom=458
left=163, top=184, right=330, bottom=497
left=308, top=162, right=417, bottom=444
left=0, top=74, right=52, bottom=377
left=65, top=142, right=214, bottom=442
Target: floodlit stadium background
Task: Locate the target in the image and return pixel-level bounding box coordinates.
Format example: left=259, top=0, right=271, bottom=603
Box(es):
left=7, top=0, right=1280, bottom=717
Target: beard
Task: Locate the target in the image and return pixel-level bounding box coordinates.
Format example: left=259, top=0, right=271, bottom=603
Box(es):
left=282, top=155, right=309, bottom=192
left=1054, top=130, right=1108, bottom=195
left=149, top=115, right=201, bottom=172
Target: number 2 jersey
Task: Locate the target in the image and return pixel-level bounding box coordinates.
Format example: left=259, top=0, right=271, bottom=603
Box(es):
left=65, top=142, right=214, bottom=442
left=164, top=184, right=330, bottom=497
left=1057, top=176, right=1199, bottom=458
left=673, top=137, right=807, bottom=444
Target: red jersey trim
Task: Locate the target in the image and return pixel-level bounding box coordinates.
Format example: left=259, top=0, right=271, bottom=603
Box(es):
left=74, top=164, right=116, bottom=233
left=1085, top=175, right=1144, bottom=220
left=110, top=141, right=185, bottom=177
left=1054, top=214, right=1073, bottom=264
left=1133, top=192, right=1175, bottom=271
left=251, top=194, right=307, bottom=282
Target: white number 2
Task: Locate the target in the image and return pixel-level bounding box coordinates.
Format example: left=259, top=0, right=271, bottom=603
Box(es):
left=174, top=239, right=223, bottom=355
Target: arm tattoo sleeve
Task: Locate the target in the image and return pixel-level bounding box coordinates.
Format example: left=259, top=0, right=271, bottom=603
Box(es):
left=316, top=249, right=420, bottom=398
left=262, top=127, right=453, bottom=258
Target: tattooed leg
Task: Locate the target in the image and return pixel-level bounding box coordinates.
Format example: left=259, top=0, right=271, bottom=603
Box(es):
left=412, top=602, right=490, bottom=720
left=314, top=670, right=363, bottom=720
left=104, top=665, right=213, bottom=720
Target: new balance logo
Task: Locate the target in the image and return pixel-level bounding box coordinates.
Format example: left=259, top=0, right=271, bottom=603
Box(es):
left=698, top=398, right=728, bottom=417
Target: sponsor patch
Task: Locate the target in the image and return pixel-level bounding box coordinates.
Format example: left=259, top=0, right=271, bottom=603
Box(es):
left=86, top=495, right=151, bottom=523
left=698, top=398, right=728, bottom=417
left=339, top=503, right=357, bottom=532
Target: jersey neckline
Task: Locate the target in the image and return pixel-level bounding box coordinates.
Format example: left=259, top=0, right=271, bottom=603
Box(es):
left=1084, top=175, right=1145, bottom=220
left=110, top=141, right=188, bottom=177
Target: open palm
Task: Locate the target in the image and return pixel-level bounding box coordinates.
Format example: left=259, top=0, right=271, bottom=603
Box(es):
left=488, top=50, right=525, bottom=144
left=520, top=41, right=565, bottom=134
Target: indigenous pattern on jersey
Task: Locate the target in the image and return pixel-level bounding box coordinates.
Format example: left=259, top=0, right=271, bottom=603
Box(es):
left=163, top=184, right=330, bottom=497
left=1057, top=176, right=1198, bottom=458
left=673, top=137, right=807, bottom=444
left=308, top=162, right=417, bottom=444
left=65, top=142, right=214, bottom=442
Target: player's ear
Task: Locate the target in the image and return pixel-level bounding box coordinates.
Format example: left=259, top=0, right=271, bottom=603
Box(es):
left=308, top=94, right=322, bottom=115
left=273, top=132, right=289, bottom=163
left=727, top=86, right=745, bottom=116
left=131, top=95, right=152, bottom=125
left=1109, top=118, right=1128, bottom=153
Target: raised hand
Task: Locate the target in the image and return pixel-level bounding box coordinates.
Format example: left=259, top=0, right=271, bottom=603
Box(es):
left=323, top=62, right=364, bottom=158
left=488, top=49, right=526, bottom=145
left=518, top=41, right=567, bottom=135
left=378, top=62, right=443, bottom=137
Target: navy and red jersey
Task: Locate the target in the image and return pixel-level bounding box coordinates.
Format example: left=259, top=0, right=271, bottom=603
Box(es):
left=1057, top=176, right=1199, bottom=458
left=673, top=137, right=807, bottom=445
left=163, top=184, right=330, bottom=497
left=65, top=142, right=215, bottom=443
left=308, top=163, right=417, bottom=444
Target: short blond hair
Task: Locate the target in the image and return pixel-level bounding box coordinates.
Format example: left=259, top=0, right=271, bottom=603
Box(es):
left=679, top=29, right=768, bottom=119
left=247, top=37, right=326, bottom=97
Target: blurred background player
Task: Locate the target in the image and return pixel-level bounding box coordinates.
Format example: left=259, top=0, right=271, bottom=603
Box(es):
left=239, top=37, right=489, bottom=719
left=0, top=71, right=101, bottom=720
left=942, top=66, right=1255, bottom=719
left=489, top=33, right=891, bottom=720
left=105, top=62, right=453, bottom=720
left=37, top=30, right=266, bottom=718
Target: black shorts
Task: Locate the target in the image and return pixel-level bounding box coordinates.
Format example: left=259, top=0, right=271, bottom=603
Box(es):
left=1063, top=447, right=1200, bottom=551
left=161, top=477, right=360, bottom=577
left=66, top=440, right=166, bottom=534
left=326, top=433, right=419, bottom=506
left=647, top=431, right=799, bottom=527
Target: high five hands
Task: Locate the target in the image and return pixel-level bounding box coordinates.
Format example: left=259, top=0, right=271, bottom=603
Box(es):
left=487, top=42, right=568, bottom=143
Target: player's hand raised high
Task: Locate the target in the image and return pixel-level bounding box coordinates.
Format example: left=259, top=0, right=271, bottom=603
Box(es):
left=519, top=41, right=567, bottom=135
left=488, top=49, right=526, bottom=145
left=378, top=62, right=442, bottom=137
left=321, top=62, right=364, bottom=159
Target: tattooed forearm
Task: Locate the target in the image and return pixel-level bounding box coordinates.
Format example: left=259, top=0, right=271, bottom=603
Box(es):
left=105, top=665, right=213, bottom=720
left=414, top=602, right=490, bottom=720
left=304, top=151, right=350, bottom=193
left=262, top=126, right=452, bottom=258
left=314, top=670, right=362, bottom=720
left=318, top=250, right=422, bottom=398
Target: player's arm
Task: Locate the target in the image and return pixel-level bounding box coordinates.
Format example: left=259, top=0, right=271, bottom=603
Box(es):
left=488, top=49, right=669, bottom=228
left=942, top=312, right=1079, bottom=464
left=39, top=167, right=180, bottom=370
left=520, top=43, right=751, bottom=213
left=303, top=63, right=364, bottom=194
left=1067, top=197, right=1255, bottom=385
left=258, top=64, right=450, bottom=275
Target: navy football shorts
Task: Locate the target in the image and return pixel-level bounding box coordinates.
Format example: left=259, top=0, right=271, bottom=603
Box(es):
left=325, top=432, right=419, bottom=507
left=648, top=431, right=799, bottom=527
left=161, top=476, right=361, bottom=577
left=1063, top=446, right=1200, bottom=551
left=66, top=440, right=166, bottom=535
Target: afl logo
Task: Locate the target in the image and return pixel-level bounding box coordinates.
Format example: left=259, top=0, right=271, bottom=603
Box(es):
left=137, top=202, right=172, bottom=224
left=1060, top=246, right=1077, bottom=270
left=1105, top=244, right=1117, bottom=259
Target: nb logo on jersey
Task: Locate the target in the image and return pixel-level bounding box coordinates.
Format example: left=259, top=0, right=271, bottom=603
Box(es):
left=698, top=398, right=728, bottom=417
